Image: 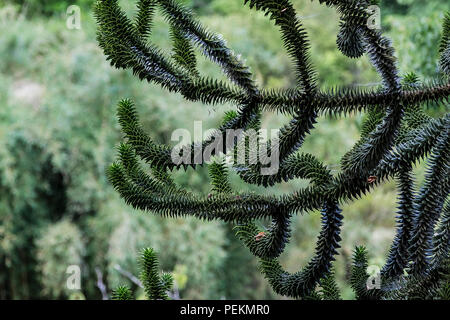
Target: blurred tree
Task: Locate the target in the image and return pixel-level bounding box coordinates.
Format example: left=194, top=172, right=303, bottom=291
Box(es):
left=36, top=219, right=84, bottom=299
left=5, top=0, right=94, bottom=17
left=0, top=132, right=68, bottom=298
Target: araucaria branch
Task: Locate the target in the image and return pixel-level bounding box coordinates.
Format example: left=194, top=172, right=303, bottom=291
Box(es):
left=95, top=0, right=450, bottom=299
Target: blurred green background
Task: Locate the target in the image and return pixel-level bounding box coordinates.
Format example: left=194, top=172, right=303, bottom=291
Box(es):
left=0, top=0, right=447, bottom=299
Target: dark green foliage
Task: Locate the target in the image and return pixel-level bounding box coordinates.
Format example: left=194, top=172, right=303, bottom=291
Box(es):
left=336, top=21, right=365, bottom=59
left=307, top=244, right=450, bottom=300
left=432, top=202, right=450, bottom=268
left=208, top=161, right=262, bottom=299
left=440, top=12, right=450, bottom=75
left=140, top=248, right=172, bottom=300
left=408, top=129, right=449, bottom=276
left=113, top=248, right=174, bottom=300
left=8, top=0, right=93, bottom=17
left=318, top=269, right=341, bottom=300
left=95, top=0, right=450, bottom=299
left=170, top=25, right=199, bottom=77
left=350, top=246, right=368, bottom=299
left=358, top=246, right=449, bottom=300
left=381, top=169, right=415, bottom=278
left=350, top=246, right=380, bottom=300
left=208, top=161, right=232, bottom=195
left=112, top=286, right=133, bottom=300
left=135, top=0, right=157, bottom=38
left=438, top=282, right=450, bottom=300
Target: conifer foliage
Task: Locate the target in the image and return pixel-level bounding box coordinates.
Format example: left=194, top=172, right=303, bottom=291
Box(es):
left=112, top=248, right=174, bottom=300
left=95, top=0, right=450, bottom=299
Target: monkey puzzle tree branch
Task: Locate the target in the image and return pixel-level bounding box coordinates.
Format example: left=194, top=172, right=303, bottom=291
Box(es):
left=95, top=0, right=450, bottom=299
